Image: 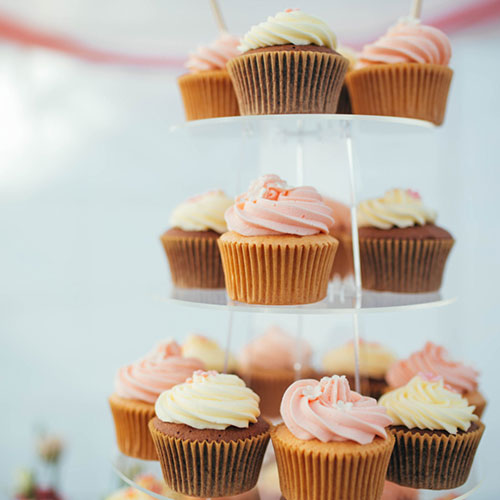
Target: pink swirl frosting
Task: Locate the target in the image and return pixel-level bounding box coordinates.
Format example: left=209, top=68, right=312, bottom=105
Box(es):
left=239, top=325, right=312, bottom=371
left=358, top=20, right=452, bottom=68
left=386, top=342, right=479, bottom=394
left=114, top=340, right=205, bottom=403
left=186, top=33, right=240, bottom=73
left=225, top=175, right=334, bottom=236
left=281, top=375, right=392, bottom=444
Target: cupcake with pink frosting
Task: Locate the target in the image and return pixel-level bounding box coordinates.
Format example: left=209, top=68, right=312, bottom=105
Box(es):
left=178, top=32, right=241, bottom=121
left=109, top=340, right=204, bottom=460
left=271, top=375, right=394, bottom=500
left=238, top=325, right=314, bottom=418
left=218, top=174, right=338, bottom=305
left=386, top=342, right=486, bottom=417
left=346, top=18, right=453, bottom=125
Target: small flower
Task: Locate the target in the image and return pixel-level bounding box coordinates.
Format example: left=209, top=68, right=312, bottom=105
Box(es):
left=37, top=435, right=63, bottom=464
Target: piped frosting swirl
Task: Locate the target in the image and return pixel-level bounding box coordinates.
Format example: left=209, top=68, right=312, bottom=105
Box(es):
left=170, top=189, right=233, bottom=233
left=155, top=371, right=260, bottom=430
left=182, top=334, right=237, bottom=372
left=186, top=33, right=240, bottom=73
left=239, top=9, right=337, bottom=52
left=379, top=374, right=478, bottom=434
left=281, top=375, right=392, bottom=444
left=386, top=342, right=479, bottom=394
left=114, top=340, right=204, bottom=404
left=357, top=188, right=436, bottom=230
left=225, top=174, right=334, bottom=236
left=358, top=19, right=452, bottom=68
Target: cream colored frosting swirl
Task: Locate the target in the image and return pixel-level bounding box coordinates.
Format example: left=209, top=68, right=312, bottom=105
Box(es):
left=357, top=188, right=437, bottom=230
left=169, top=190, right=233, bottom=233
left=182, top=334, right=237, bottom=372
left=155, top=370, right=260, bottom=430
left=239, top=9, right=337, bottom=52
left=322, top=340, right=396, bottom=378
left=379, top=375, right=478, bottom=434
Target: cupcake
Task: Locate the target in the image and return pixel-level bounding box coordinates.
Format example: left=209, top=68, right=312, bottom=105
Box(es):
left=178, top=33, right=240, bottom=121
left=357, top=188, right=454, bottom=293
left=322, top=340, right=396, bottom=399
left=346, top=18, right=452, bottom=125
left=379, top=374, right=484, bottom=490
left=149, top=371, right=270, bottom=498
left=227, top=9, right=349, bottom=115
left=335, top=46, right=358, bottom=114
left=272, top=375, right=394, bottom=500
left=238, top=325, right=314, bottom=418
left=323, top=198, right=353, bottom=280
left=109, top=340, right=203, bottom=460
left=181, top=333, right=237, bottom=373
left=161, top=190, right=233, bottom=289
left=218, top=175, right=338, bottom=305
left=386, top=341, right=486, bottom=418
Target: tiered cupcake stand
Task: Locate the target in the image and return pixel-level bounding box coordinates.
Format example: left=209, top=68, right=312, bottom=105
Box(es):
left=111, top=114, right=481, bottom=500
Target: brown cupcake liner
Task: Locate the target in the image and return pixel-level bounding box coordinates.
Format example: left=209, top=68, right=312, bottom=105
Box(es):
left=227, top=50, right=348, bottom=115
left=161, top=232, right=225, bottom=289
left=238, top=368, right=317, bottom=419
left=359, top=237, right=454, bottom=293
left=387, top=423, right=485, bottom=490
left=329, top=231, right=353, bottom=280
left=336, top=83, right=352, bottom=114
left=149, top=420, right=270, bottom=498
left=178, top=70, right=240, bottom=121
left=465, top=390, right=487, bottom=419
left=346, top=63, right=453, bottom=125
left=218, top=232, right=338, bottom=305
left=272, top=424, right=394, bottom=500
left=109, top=394, right=157, bottom=460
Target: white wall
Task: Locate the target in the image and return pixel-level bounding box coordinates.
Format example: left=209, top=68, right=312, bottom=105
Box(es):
left=1, top=21, right=499, bottom=500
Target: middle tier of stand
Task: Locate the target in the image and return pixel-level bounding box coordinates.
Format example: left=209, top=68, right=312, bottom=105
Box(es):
left=163, top=285, right=456, bottom=315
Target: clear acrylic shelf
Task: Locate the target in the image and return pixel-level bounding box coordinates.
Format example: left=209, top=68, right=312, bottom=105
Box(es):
left=160, top=283, right=456, bottom=315
left=111, top=451, right=481, bottom=500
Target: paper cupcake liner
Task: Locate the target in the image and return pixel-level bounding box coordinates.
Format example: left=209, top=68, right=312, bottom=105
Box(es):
left=227, top=50, right=348, bottom=115
left=336, top=84, right=352, bottom=114
left=271, top=424, right=394, bottom=500
left=387, top=423, right=485, bottom=490
left=149, top=420, right=270, bottom=498
left=329, top=231, right=353, bottom=280
left=178, top=70, right=240, bottom=121
left=346, top=63, right=453, bottom=125
left=359, top=237, right=454, bottom=293
left=218, top=232, right=338, bottom=305
left=109, top=394, right=157, bottom=460
left=465, top=390, right=487, bottom=419
left=161, top=232, right=225, bottom=289
left=238, top=369, right=317, bottom=419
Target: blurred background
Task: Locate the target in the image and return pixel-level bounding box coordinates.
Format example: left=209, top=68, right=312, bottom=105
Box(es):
left=1, top=0, right=499, bottom=498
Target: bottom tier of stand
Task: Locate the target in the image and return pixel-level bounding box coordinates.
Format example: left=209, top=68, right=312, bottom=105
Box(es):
left=111, top=450, right=481, bottom=500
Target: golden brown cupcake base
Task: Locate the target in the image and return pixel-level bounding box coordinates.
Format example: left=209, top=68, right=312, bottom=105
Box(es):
left=386, top=422, right=485, bottom=490
left=149, top=416, right=270, bottom=498
left=346, top=63, right=453, bottom=125
left=161, top=228, right=225, bottom=289
left=358, top=226, right=454, bottom=293
left=178, top=69, right=240, bottom=121
left=329, top=231, right=353, bottom=279
left=218, top=232, right=338, bottom=305
left=227, top=45, right=349, bottom=115
left=272, top=424, right=394, bottom=500
left=109, top=394, right=157, bottom=460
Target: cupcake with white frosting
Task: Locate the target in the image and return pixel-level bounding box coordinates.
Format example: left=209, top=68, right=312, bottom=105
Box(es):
left=178, top=33, right=241, bottom=121
left=149, top=371, right=270, bottom=498
left=227, top=9, right=349, bottom=115
left=161, top=190, right=233, bottom=289
left=182, top=333, right=238, bottom=373
left=380, top=374, right=484, bottom=490
left=357, top=188, right=454, bottom=293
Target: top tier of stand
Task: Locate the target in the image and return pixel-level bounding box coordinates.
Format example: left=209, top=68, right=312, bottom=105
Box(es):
left=170, top=114, right=435, bottom=140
